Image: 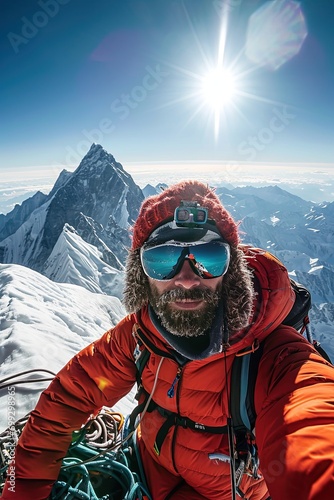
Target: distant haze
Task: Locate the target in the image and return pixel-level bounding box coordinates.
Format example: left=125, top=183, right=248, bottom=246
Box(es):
left=0, top=160, right=333, bottom=215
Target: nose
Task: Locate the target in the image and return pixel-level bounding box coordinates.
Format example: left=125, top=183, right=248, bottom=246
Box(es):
left=173, top=260, right=201, bottom=289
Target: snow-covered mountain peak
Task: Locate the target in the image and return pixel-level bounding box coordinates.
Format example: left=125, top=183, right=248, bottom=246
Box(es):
left=142, top=182, right=168, bottom=198
left=0, top=145, right=144, bottom=273
left=48, top=168, right=73, bottom=198
left=43, top=224, right=124, bottom=299
left=231, top=184, right=310, bottom=212
left=75, top=143, right=124, bottom=178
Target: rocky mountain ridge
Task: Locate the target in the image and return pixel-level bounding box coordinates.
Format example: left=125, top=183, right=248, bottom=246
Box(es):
left=0, top=144, right=144, bottom=276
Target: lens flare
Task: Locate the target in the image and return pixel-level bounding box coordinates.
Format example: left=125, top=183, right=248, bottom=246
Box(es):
left=245, top=0, right=308, bottom=70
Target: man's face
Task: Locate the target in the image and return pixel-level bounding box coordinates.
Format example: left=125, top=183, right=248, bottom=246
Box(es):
left=148, top=259, right=223, bottom=337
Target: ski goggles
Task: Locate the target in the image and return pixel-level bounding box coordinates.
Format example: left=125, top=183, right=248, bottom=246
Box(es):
left=140, top=239, right=230, bottom=281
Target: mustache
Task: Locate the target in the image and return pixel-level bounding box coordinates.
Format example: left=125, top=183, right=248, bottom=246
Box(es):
left=157, top=287, right=220, bottom=306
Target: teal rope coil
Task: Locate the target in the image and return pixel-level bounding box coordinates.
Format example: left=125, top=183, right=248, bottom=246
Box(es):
left=0, top=408, right=152, bottom=500
left=50, top=409, right=152, bottom=500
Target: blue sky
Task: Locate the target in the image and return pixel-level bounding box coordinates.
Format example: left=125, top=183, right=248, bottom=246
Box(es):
left=1, top=0, right=334, bottom=174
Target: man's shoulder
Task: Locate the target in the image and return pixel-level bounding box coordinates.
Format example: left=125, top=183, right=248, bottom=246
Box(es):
left=109, top=313, right=138, bottom=342
left=116, top=313, right=137, bottom=329
left=263, top=324, right=316, bottom=353
left=258, top=324, right=332, bottom=381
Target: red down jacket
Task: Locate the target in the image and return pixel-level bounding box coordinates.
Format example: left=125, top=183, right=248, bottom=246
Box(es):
left=2, top=250, right=334, bottom=499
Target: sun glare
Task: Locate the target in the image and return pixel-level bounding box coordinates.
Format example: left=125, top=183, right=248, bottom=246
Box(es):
left=196, top=65, right=238, bottom=139
left=200, top=68, right=236, bottom=110
left=161, top=2, right=295, bottom=141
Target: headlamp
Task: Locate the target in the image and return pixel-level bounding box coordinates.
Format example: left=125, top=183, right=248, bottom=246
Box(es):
left=174, top=201, right=208, bottom=227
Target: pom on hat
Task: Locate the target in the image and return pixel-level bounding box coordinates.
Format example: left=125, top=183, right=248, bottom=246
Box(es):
left=131, top=180, right=240, bottom=249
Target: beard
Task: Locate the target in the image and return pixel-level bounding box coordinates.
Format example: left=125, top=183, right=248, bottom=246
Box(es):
left=148, top=284, right=222, bottom=338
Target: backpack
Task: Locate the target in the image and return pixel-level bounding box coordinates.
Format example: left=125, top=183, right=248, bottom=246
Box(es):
left=130, top=247, right=332, bottom=499
left=231, top=277, right=332, bottom=436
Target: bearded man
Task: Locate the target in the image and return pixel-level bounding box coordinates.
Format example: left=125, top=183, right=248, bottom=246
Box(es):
left=2, top=180, right=334, bottom=500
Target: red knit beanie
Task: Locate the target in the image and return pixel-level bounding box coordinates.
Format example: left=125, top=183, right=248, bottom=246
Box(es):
left=131, top=180, right=239, bottom=249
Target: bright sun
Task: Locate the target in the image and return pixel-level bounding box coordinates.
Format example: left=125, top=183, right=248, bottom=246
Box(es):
left=166, top=0, right=305, bottom=142
left=196, top=65, right=238, bottom=138
left=200, top=68, right=236, bottom=110
left=162, top=4, right=263, bottom=140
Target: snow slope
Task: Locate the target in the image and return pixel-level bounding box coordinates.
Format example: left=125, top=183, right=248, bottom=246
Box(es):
left=43, top=224, right=124, bottom=300
left=0, top=264, right=135, bottom=432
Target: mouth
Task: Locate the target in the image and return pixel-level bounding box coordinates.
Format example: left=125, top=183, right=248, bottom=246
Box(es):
left=170, top=299, right=205, bottom=310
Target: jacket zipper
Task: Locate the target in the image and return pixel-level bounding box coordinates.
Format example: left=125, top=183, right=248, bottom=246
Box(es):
left=171, top=365, right=183, bottom=473
left=167, top=366, right=182, bottom=398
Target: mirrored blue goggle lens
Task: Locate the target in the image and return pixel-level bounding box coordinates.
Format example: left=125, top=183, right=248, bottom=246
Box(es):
left=141, top=241, right=230, bottom=281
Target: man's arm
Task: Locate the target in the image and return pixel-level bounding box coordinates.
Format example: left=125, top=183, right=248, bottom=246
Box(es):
left=1, top=321, right=137, bottom=500
left=255, top=326, right=334, bottom=499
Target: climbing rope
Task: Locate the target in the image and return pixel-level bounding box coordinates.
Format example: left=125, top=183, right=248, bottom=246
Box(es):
left=0, top=366, right=161, bottom=499
left=1, top=408, right=152, bottom=500
left=51, top=408, right=152, bottom=499
left=0, top=368, right=56, bottom=390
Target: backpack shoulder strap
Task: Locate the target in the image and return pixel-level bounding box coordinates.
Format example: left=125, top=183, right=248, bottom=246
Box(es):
left=230, top=342, right=265, bottom=433
left=282, top=278, right=311, bottom=333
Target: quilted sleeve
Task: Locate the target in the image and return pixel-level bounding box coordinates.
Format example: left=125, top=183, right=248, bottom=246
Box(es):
left=255, top=326, right=334, bottom=500
left=1, top=317, right=137, bottom=500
